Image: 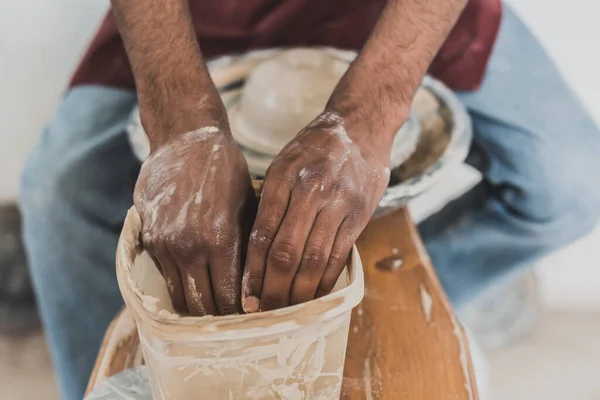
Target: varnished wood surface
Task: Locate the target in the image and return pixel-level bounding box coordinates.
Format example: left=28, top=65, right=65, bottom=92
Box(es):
left=85, top=308, right=142, bottom=395
left=86, top=208, right=478, bottom=399
left=341, top=208, right=478, bottom=399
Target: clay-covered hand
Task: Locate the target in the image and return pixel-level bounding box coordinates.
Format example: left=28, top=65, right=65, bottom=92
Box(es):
left=134, top=124, right=257, bottom=316
left=242, top=112, right=391, bottom=312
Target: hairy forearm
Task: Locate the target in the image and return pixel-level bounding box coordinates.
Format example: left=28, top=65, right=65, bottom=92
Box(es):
left=328, top=0, right=468, bottom=147
left=111, top=0, right=225, bottom=149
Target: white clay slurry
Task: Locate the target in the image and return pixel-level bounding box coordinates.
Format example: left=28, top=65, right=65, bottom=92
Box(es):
left=452, top=316, right=474, bottom=400
left=143, top=185, right=176, bottom=230
left=299, top=167, right=310, bottom=180
left=241, top=272, right=252, bottom=299
left=363, top=357, right=374, bottom=400
left=194, top=190, right=203, bottom=205
left=182, top=126, right=220, bottom=142
left=138, top=126, right=224, bottom=233
left=196, top=94, right=209, bottom=109
left=249, top=230, right=269, bottom=245
left=305, top=111, right=353, bottom=145
left=419, top=284, right=433, bottom=324
left=167, top=198, right=192, bottom=240
left=186, top=274, right=207, bottom=316
left=383, top=167, right=391, bottom=180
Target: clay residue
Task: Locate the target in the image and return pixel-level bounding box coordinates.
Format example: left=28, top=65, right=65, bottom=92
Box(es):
left=108, top=328, right=141, bottom=376
left=419, top=284, right=433, bottom=324
left=451, top=316, right=475, bottom=400
left=186, top=274, right=206, bottom=315
left=389, top=89, right=452, bottom=184
left=362, top=357, right=374, bottom=400
left=375, top=255, right=403, bottom=271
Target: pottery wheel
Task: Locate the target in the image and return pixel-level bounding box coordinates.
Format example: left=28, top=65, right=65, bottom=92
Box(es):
left=126, top=48, right=472, bottom=216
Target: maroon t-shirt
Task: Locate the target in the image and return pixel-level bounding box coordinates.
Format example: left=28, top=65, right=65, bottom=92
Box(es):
left=70, top=0, right=502, bottom=92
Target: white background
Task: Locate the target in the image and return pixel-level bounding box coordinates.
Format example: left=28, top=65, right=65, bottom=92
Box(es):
left=1, top=0, right=599, bottom=309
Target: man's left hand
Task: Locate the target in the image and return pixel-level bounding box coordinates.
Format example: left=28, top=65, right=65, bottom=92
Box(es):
left=241, top=111, right=391, bottom=312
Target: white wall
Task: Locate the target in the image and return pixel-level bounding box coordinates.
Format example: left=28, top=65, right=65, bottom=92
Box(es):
left=1, top=0, right=599, bottom=308
left=0, top=0, right=109, bottom=201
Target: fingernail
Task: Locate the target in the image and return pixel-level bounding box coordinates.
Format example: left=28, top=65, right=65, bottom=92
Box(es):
left=243, top=296, right=260, bottom=313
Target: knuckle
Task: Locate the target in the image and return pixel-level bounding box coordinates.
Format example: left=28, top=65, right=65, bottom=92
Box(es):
left=269, top=242, right=299, bottom=274
left=349, top=191, right=368, bottom=209
left=328, top=251, right=349, bottom=268
left=299, top=172, right=328, bottom=194
left=348, top=209, right=369, bottom=226
left=249, top=226, right=276, bottom=249
left=211, top=233, right=238, bottom=254
left=265, top=163, right=292, bottom=184
left=168, top=236, right=195, bottom=256
left=301, top=249, right=326, bottom=274
left=244, top=269, right=264, bottom=283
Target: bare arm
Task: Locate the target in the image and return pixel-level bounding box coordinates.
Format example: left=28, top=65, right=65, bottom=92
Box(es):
left=111, top=0, right=257, bottom=316
left=243, top=0, right=468, bottom=312
left=110, top=0, right=224, bottom=148
left=328, top=0, right=469, bottom=152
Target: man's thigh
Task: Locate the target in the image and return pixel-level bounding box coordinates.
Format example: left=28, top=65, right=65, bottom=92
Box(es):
left=454, top=5, right=600, bottom=227
left=19, top=85, right=139, bottom=400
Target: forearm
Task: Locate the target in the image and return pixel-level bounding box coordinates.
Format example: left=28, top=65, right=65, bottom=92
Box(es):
left=327, top=0, right=468, bottom=147
left=110, top=0, right=226, bottom=149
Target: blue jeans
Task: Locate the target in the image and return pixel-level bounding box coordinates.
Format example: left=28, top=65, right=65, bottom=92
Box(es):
left=19, top=6, right=600, bottom=400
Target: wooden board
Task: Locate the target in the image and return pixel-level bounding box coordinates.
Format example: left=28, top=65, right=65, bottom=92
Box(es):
left=86, top=208, right=478, bottom=399
left=342, top=208, right=478, bottom=399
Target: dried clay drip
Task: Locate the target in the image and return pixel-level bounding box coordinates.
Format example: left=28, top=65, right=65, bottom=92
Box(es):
left=116, top=208, right=364, bottom=400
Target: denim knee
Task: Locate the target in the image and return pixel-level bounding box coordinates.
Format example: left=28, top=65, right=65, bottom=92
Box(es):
left=499, top=140, right=600, bottom=247
left=19, top=139, right=67, bottom=227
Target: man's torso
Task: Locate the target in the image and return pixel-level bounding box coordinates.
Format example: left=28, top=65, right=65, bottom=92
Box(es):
left=70, top=0, right=502, bottom=92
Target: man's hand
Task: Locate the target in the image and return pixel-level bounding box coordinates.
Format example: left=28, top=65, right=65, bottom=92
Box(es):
left=111, top=0, right=260, bottom=315
left=241, top=112, right=390, bottom=312
left=135, top=125, right=256, bottom=316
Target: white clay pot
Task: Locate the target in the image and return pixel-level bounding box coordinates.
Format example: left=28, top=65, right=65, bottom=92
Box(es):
left=116, top=207, right=364, bottom=400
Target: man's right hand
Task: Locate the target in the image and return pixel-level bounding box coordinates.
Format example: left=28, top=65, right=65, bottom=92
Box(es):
left=134, top=122, right=257, bottom=316
left=110, top=0, right=259, bottom=316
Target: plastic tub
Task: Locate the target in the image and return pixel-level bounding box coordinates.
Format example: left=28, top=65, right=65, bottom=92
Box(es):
left=116, top=208, right=364, bottom=400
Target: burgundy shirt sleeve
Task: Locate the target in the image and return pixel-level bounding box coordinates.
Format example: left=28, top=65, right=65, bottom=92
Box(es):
left=70, top=0, right=502, bottom=92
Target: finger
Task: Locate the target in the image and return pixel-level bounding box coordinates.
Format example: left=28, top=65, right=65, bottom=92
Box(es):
left=289, top=208, right=346, bottom=305
left=179, top=255, right=218, bottom=316
left=242, top=175, right=293, bottom=313
left=316, top=218, right=361, bottom=298
left=145, top=241, right=188, bottom=314
left=241, top=182, right=259, bottom=262
left=209, top=232, right=242, bottom=315
left=260, top=188, right=320, bottom=311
